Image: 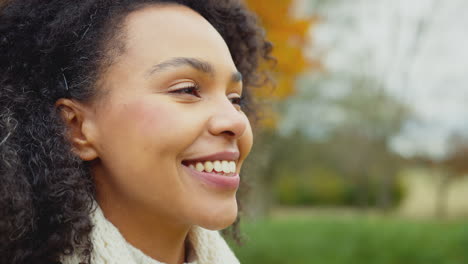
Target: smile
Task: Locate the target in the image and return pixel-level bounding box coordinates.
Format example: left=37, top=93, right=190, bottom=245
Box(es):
left=181, top=163, right=240, bottom=190
left=181, top=151, right=241, bottom=189
left=183, top=160, right=236, bottom=175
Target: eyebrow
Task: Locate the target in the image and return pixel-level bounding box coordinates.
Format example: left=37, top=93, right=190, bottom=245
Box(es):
left=146, top=57, right=243, bottom=83
left=148, top=57, right=213, bottom=76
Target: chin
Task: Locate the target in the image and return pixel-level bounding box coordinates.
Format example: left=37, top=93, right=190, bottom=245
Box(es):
left=197, top=200, right=238, bottom=230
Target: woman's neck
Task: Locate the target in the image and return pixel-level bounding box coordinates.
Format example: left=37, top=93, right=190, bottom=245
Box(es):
left=96, top=195, right=192, bottom=264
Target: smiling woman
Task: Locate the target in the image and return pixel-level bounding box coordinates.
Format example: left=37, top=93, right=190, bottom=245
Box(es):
left=0, top=1, right=272, bottom=264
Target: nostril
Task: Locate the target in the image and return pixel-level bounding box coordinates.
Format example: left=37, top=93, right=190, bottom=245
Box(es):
left=222, top=130, right=236, bottom=137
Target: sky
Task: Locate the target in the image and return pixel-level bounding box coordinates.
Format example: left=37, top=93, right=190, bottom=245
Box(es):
left=289, top=0, right=468, bottom=158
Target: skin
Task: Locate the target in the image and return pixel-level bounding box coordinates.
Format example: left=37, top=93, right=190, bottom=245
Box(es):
left=56, top=4, right=253, bottom=264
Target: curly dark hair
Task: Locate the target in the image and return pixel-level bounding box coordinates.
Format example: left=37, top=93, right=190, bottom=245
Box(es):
left=0, top=0, right=272, bottom=263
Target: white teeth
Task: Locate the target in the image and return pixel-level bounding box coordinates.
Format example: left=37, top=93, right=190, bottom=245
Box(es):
left=195, top=162, right=204, bottom=172
left=229, top=161, right=236, bottom=173
left=213, top=160, right=222, bottom=172
left=221, top=161, right=230, bottom=173
left=204, top=161, right=214, bottom=172
left=187, top=160, right=237, bottom=174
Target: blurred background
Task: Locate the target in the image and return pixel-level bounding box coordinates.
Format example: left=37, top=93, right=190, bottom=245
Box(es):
left=228, top=0, right=468, bottom=263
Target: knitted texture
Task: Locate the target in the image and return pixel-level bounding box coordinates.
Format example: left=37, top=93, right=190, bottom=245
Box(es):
left=62, top=205, right=240, bottom=264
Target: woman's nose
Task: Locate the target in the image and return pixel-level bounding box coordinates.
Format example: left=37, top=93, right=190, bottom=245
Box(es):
left=207, top=98, right=248, bottom=139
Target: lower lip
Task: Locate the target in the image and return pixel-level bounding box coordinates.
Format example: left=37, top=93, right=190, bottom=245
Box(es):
left=182, top=164, right=240, bottom=190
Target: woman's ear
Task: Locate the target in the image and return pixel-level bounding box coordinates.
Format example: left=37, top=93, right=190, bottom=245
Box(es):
left=55, top=98, right=99, bottom=161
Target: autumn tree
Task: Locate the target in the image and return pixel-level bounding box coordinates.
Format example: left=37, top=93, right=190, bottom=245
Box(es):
left=241, top=0, right=318, bottom=217
left=245, top=0, right=319, bottom=126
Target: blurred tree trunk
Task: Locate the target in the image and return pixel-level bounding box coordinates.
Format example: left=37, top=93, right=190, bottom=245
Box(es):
left=435, top=172, right=451, bottom=219
left=377, top=152, right=399, bottom=210
left=242, top=130, right=277, bottom=219
left=377, top=170, right=394, bottom=210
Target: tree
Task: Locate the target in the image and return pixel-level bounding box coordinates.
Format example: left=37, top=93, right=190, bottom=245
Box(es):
left=281, top=72, right=410, bottom=209
left=245, top=0, right=319, bottom=101
left=241, top=0, right=318, bottom=217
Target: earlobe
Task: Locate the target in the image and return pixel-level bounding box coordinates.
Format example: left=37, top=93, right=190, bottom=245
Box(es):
left=55, top=98, right=99, bottom=161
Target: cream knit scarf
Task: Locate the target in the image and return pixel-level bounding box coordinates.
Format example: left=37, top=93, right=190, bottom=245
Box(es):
left=62, top=205, right=240, bottom=264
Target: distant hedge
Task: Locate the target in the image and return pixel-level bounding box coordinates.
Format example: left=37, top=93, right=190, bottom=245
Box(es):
left=273, top=167, right=406, bottom=207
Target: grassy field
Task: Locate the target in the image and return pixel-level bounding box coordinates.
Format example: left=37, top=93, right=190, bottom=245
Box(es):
left=228, top=214, right=468, bottom=264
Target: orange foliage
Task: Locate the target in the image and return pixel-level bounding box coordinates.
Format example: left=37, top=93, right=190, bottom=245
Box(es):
left=245, top=0, right=318, bottom=100
left=244, top=0, right=318, bottom=129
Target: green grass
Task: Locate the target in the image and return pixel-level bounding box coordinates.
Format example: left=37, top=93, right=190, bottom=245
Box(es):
left=229, top=215, right=468, bottom=264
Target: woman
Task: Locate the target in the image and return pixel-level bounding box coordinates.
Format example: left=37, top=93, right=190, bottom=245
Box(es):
left=0, top=0, right=272, bottom=263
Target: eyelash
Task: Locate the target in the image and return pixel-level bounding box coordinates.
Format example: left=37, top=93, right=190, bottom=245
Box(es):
left=229, top=96, right=244, bottom=107
left=169, top=83, right=244, bottom=107
left=169, top=83, right=201, bottom=97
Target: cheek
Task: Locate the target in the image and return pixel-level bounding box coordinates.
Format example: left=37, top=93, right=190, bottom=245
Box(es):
left=112, top=97, right=202, bottom=154
left=239, top=118, right=254, bottom=160
left=131, top=101, right=173, bottom=139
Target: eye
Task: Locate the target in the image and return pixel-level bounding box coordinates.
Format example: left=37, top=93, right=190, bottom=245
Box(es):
left=229, top=95, right=244, bottom=108
left=168, top=82, right=201, bottom=98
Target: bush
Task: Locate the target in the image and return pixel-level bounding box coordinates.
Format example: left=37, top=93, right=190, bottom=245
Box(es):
left=274, top=167, right=406, bottom=207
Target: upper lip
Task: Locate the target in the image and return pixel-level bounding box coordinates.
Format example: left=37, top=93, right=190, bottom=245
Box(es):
left=182, top=151, right=240, bottom=163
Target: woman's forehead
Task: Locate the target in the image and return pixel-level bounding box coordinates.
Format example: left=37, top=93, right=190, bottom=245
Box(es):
left=122, top=4, right=234, bottom=63
left=94, top=3, right=239, bottom=101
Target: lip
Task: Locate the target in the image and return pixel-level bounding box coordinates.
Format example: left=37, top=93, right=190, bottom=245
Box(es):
left=182, top=151, right=240, bottom=163
left=182, top=163, right=240, bottom=190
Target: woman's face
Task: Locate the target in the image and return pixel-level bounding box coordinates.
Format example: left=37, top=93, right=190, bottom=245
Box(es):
left=84, top=5, right=252, bottom=229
